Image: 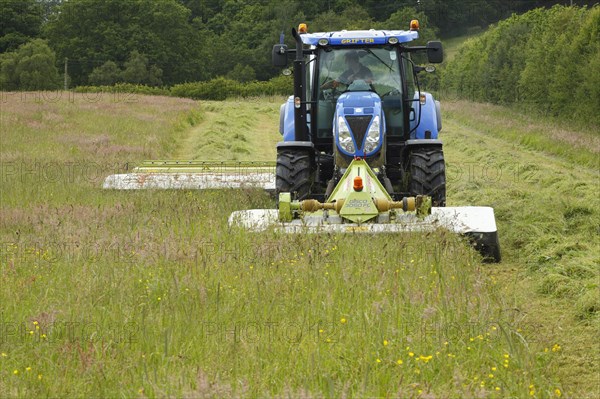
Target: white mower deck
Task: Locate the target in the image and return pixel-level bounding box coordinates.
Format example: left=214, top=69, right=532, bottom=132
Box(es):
left=229, top=206, right=497, bottom=235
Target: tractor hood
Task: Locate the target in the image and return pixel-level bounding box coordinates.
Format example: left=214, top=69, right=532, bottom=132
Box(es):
left=334, top=91, right=384, bottom=158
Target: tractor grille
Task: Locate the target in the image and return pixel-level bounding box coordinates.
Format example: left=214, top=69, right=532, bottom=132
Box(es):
left=346, top=115, right=372, bottom=151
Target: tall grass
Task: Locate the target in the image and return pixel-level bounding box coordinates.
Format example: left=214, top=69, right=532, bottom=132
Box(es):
left=0, top=93, right=596, bottom=397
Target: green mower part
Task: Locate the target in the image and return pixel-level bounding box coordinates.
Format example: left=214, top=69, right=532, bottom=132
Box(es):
left=133, top=160, right=275, bottom=173
left=279, top=158, right=432, bottom=224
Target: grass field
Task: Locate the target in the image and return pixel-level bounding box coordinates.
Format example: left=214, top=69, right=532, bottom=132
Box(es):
left=0, top=91, right=598, bottom=398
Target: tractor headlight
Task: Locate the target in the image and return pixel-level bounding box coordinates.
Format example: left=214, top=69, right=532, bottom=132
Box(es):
left=363, top=116, right=380, bottom=153
left=337, top=116, right=355, bottom=153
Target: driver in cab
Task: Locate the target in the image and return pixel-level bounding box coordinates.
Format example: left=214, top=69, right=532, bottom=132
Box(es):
left=321, top=51, right=373, bottom=89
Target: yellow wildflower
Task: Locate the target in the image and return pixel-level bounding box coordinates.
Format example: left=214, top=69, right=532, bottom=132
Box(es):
left=554, top=388, right=562, bottom=397
left=552, top=344, right=561, bottom=352
left=340, top=318, right=347, bottom=324
left=397, top=359, right=403, bottom=365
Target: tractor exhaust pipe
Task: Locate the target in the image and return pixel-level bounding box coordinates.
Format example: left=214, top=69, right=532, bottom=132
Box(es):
left=291, top=28, right=309, bottom=142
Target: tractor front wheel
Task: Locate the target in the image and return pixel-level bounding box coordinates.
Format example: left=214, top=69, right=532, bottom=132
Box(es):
left=276, top=147, right=313, bottom=200
left=407, top=147, right=446, bottom=207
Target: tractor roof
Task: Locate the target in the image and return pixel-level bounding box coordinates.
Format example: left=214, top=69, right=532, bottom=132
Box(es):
left=300, top=30, right=419, bottom=46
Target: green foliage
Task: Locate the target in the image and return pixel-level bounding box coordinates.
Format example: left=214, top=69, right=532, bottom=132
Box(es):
left=120, top=51, right=163, bottom=86
left=0, top=0, right=572, bottom=88
left=374, top=7, right=438, bottom=44
left=88, top=61, right=120, bottom=86
left=226, top=64, right=257, bottom=83
left=73, top=83, right=170, bottom=96
left=170, top=75, right=292, bottom=100
left=76, top=74, right=291, bottom=100
left=309, top=6, right=373, bottom=31
left=0, top=0, right=43, bottom=52
left=442, top=5, right=600, bottom=127
left=0, top=39, right=60, bottom=90
left=43, top=0, right=204, bottom=85
left=88, top=52, right=163, bottom=86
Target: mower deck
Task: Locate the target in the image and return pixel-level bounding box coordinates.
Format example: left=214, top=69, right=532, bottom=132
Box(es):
left=228, top=206, right=500, bottom=261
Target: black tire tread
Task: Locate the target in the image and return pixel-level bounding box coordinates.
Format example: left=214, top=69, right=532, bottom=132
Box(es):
left=408, top=148, right=446, bottom=207
left=276, top=149, right=312, bottom=200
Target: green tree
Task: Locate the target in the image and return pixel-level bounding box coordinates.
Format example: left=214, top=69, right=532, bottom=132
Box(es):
left=0, top=39, right=60, bottom=90
left=88, top=61, right=120, bottom=85
left=44, top=0, right=205, bottom=85
left=226, top=63, right=256, bottom=83
left=120, top=51, right=162, bottom=86
left=0, top=0, right=43, bottom=52
left=309, top=5, right=373, bottom=32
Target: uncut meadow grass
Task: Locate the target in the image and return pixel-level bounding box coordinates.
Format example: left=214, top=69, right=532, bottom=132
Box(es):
left=1, top=92, right=596, bottom=397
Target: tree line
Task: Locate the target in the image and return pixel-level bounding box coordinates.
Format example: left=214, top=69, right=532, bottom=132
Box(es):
left=0, top=0, right=582, bottom=90
left=441, top=5, right=600, bottom=127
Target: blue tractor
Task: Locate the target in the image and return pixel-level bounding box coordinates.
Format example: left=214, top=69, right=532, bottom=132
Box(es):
left=272, top=22, right=445, bottom=206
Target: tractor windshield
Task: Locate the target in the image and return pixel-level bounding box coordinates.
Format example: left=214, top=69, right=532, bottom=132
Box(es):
left=316, top=47, right=403, bottom=138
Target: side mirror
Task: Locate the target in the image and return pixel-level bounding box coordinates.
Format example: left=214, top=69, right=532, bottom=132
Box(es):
left=272, top=44, right=288, bottom=67
left=427, top=41, right=443, bottom=64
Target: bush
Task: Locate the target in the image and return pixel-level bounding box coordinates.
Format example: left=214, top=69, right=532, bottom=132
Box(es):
left=74, top=83, right=169, bottom=96
left=170, top=75, right=291, bottom=100
left=73, top=74, right=292, bottom=100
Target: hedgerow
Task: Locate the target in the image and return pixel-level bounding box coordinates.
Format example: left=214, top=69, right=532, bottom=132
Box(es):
left=442, top=5, right=600, bottom=127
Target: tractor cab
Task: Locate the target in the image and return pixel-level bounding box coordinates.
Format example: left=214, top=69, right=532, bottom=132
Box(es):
left=273, top=23, right=445, bottom=204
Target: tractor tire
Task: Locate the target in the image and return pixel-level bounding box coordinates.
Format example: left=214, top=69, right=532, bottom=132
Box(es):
left=276, top=148, right=313, bottom=200
left=407, top=148, right=446, bottom=207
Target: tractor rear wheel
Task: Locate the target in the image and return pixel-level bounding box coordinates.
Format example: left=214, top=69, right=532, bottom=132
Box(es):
left=407, top=148, right=446, bottom=207
left=276, top=148, right=313, bottom=200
